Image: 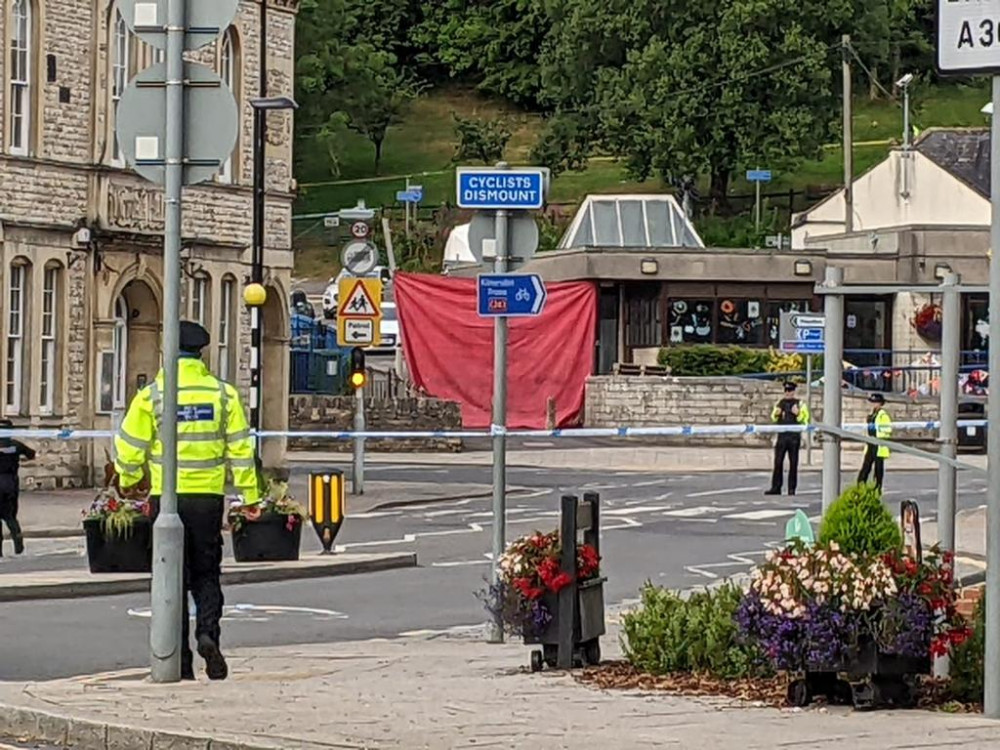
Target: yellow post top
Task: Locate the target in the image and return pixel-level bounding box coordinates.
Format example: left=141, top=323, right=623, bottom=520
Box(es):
left=244, top=283, right=267, bottom=307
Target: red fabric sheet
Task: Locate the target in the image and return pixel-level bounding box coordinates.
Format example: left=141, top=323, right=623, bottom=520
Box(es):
left=395, top=272, right=597, bottom=429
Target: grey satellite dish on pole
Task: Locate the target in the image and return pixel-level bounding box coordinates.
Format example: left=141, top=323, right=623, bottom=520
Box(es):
left=116, top=62, right=239, bottom=186
left=468, top=212, right=539, bottom=268
left=118, top=0, right=239, bottom=50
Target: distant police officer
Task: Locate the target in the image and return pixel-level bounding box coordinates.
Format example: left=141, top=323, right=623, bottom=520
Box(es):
left=765, top=382, right=810, bottom=496
left=858, top=392, right=892, bottom=492
left=0, top=418, right=35, bottom=556
left=114, top=321, right=260, bottom=681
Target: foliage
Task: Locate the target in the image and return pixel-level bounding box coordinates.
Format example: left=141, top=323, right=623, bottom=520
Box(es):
left=819, top=482, right=902, bottom=556
left=228, top=476, right=307, bottom=533
left=765, top=350, right=825, bottom=377
left=480, top=530, right=600, bottom=638
left=84, top=489, right=151, bottom=539
left=657, top=345, right=770, bottom=376
left=452, top=115, right=512, bottom=164
left=623, top=583, right=770, bottom=679
left=536, top=0, right=858, bottom=207
left=950, top=592, right=985, bottom=704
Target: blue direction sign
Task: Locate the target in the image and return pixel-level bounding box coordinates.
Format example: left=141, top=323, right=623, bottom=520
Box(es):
left=457, top=168, right=546, bottom=210
left=477, top=274, right=547, bottom=317
left=396, top=190, right=421, bottom=203
left=780, top=312, right=825, bottom=353
left=746, top=169, right=772, bottom=183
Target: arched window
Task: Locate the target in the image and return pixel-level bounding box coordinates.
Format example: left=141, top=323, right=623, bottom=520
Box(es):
left=39, top=263, right=61, bottom=413
left=111, top=8, right=132, bottom=166
left=8, top=0, right=32, bottom=155
left=190, top=273, right=211, bottom=329
left=218, top=276, right=236, bottom=381
left=5, top=260, right=30, bottom=414
left=217, top=29, right=240, bottom=183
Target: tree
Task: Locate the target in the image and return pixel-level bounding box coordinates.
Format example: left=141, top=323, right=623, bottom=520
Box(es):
left=453, top=115, right=512, bottom=164
left=538, top=0, right=857, bottom=208
left=340, top=48, right=420, bottom=172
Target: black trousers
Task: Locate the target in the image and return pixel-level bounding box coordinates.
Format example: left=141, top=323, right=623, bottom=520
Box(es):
left=149, top=495, right=225, bottom=665
left=0, top=484, right=22, bottom=553
left=770, top=434, right=801, bottom=494
left=858, top=446, right=886, bottom=491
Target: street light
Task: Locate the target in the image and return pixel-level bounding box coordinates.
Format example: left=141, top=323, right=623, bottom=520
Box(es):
left=896, top=73, right=914, bottom=149
left=248, top=95, right=298, bottom=445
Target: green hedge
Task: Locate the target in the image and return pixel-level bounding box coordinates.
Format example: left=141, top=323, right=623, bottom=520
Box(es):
left=818, top=482, right=902, bottom=557
left=950, top=594, right=985, bottom=703
left=657, top=345, right=770, bottom=376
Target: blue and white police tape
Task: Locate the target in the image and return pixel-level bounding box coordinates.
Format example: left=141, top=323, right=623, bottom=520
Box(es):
left=0, top=420, right=987, bottom=441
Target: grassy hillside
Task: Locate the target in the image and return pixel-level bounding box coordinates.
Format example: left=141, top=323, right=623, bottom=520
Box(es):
left=293, top=81, right=992, bottom=277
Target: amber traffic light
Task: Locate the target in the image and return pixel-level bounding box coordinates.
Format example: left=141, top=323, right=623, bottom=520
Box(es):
left=349, top=347, right=367, bottom=389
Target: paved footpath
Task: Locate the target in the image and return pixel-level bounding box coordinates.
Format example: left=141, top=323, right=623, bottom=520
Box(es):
left=0, top=625, right=998, bottom=750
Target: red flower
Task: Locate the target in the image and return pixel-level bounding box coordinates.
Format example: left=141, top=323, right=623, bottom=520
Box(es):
left=548, top=572, right=573, bottom=593
left=107, top=499, right=119, bottom=512
left=513, top=577, right=545, bottom=600
left=918, top=582, right=933, bottom=596
left=577, top=545, right=600, bottom=578
left=930, top=638, right=949, bottom=658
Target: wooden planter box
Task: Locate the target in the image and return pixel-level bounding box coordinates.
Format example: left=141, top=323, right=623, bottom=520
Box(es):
left=523, top=577, right=606, bottom=670
left=84, top=517, right=153, bottom=574
left=789, top=640, right=931, bottom=709
left=231, top=512, right=303, bottom=562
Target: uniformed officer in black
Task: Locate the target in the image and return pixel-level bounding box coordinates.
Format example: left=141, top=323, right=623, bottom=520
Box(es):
left=765, top=382, right=810, bottom=496
left=0, top=418, right=36, bottom=556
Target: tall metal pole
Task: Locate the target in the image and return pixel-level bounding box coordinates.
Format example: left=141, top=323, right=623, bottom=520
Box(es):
left=938, top=272, right=960, bottom=557
left=805, top=354, right=813, bottom=465
left=754, top=169, right=761, bottom=232
left=822, top=266, right=845, bottom=513
left=902, top=85, right=911, bottom=150
left=935, top=271, right=960, bottom=680
left=353, top=384, right=365, bottom=495
left=488, top=195, right=510, bottom=644
left=150, top=0, right=186, bottom=684
left=842, top=35, right=854, bottom=234
left=983, top=75, right=1000, bottom=719
left=249, top=107, right=265, bottom=443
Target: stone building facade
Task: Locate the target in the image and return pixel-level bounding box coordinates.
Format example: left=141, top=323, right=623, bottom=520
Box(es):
left=0, top=0, right=299, bottom=488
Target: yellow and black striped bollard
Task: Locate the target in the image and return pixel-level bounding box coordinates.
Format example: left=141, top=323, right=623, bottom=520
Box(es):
left=309, top=470, right=345, bottom=554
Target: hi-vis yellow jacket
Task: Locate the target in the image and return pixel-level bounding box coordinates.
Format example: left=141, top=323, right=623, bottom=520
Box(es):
left=114, top=358, right=260, bottom=503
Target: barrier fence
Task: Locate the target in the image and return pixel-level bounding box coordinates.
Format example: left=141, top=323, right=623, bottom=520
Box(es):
left=0, top=420, right=988, bottom=442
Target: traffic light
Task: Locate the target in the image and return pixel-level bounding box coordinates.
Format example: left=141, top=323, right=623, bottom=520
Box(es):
left=349, top=347, right=367, bottom=389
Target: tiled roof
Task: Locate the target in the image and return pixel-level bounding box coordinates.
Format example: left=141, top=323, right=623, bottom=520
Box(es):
left=915, top=128, right=990, bottom=199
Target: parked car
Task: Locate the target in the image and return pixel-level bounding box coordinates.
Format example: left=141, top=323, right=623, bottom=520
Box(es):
left=367, top=301, right=399, bottom=354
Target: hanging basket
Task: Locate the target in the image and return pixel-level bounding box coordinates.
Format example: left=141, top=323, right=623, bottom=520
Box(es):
left=913, top=304, right=942, bottom=341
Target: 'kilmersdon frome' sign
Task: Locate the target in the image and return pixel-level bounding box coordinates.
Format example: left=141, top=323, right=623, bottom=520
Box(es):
left=937, top=0, right=1000, bottom=74
left=456, top=167, right=547, bottom=210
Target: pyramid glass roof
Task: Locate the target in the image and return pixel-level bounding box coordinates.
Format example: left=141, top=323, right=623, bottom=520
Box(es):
left=558, top=194, right=704, bottom=250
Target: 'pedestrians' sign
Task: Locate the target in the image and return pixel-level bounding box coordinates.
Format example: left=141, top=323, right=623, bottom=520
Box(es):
left=936, top=0, right=1000, bottom=75
left=779, top=312, right=825, bottom=354
left=457, top=168, right=548, bottom=210
left=477, top=274, right=547, bottom=317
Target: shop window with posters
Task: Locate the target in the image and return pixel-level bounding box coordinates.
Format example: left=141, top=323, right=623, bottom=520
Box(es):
left=717, top=299, right=765, bottom=345
left=669, top=299, right=715, bottom=344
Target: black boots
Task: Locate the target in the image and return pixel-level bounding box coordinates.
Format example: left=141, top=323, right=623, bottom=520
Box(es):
left=197, top=634, right=228, bottom=681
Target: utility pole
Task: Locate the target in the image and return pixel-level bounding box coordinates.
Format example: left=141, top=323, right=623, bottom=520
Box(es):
left=984, top=73, right=1000, bottom=719
left=842, top=35, right=854, bottom=234
left=249, top=0, right=268, bottom=448
left=150, top=0, right=186, bottom=684
left=353, top=383, right=365, bottom=495
left=821, top=266, right=844, bottom=513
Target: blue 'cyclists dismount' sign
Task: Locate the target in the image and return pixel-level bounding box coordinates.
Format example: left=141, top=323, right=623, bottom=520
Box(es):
left=746, top=169, right=772, bottom=182
left=456, top=168, right=546, bottom=210
left=477, top=274, right=547, bottom=317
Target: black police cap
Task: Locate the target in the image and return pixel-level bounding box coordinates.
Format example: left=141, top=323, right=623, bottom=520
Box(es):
left=179, top=320, right=210, bottom=353
left=783, top=381, right=797, bottom=392
left=868, top=392, right=886, bottom=404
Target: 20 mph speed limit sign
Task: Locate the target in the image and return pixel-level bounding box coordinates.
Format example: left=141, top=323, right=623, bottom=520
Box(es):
left=938, top=0, right=1000, bottom=74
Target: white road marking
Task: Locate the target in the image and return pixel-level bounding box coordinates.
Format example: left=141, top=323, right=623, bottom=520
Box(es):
left=333, top=523, right=484, bottom=552
left=723, top=509, right=797, bottom=521
left=685, top=486, right=760, bottom=498
left=604, top=517, right=643, bottom=531
left=631, top=479, right=666, bottom=488
left=662, top=506, right=735, bottom=517
left=351, top=511, right=403, bottom=519
left=431, top=560, right=492, bottom=568
left=684, top=548, right=775, bottom=579
left=603, top=505, right=675, bottom=516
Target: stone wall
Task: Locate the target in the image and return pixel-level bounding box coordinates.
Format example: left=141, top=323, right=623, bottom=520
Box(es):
left=585, top=376, right=939, bottom=447
left=288, top=395, right=463, bottom=453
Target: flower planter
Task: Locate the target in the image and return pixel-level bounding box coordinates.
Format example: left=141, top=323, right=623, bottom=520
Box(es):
left=789, top=640, right=931, bottom=709
left=231, top=512, right=302, bottom=562
left=84, top=517, right=153, bottom=574
left=524, top=576, right=607, bottom=669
